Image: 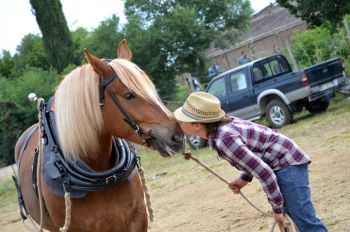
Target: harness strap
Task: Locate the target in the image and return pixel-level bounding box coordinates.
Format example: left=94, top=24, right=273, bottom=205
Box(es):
left=12, top=175, right=28, bottom=220
left=99, top=73, right=117, bottom=106
left=17, top=125, right=38, bottom=172
left=32, top=148, right=39, bottom=196
left=105, top=87, right=152, bottom=146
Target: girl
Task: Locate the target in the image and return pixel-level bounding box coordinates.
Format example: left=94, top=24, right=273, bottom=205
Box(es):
left=174, top=92, right=327, bottom=232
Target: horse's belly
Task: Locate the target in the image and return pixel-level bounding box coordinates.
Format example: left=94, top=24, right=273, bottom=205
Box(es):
left=42, top=173, right=148, bottom=232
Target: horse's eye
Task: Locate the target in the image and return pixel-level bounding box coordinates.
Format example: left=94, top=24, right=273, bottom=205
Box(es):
left=124, top=92, right=135, bottom=100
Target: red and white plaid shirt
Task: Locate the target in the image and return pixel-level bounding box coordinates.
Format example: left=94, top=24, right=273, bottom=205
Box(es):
left=208, top=117, right=311, bottom=214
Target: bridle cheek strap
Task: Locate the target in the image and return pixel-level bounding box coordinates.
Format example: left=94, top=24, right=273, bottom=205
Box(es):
left=99, top=74, right=117, bottom=106
left=105, top=87, right=153, bottom=147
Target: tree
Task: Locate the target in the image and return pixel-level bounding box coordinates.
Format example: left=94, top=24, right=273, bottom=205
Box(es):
left=83, top=15, right=124, bottom=59
left=0, top=67, right=60, bottom=165
left=0, top=51, right=17, bottom=78
left=30, top=0, right=76, bottom=72
left=277, top=0, right=350, bottom=30
left=71, top=27, right=90, bottom=64
left=124, top=0, right=252, bottom=99
left=16, top=34, right=49, bottom=70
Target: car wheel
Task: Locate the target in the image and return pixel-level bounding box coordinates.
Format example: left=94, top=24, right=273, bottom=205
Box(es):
left=186, top=135, right=206, bottom=149
left=266, top=99, right=293, bottom=128
left=305, top=99, right=329, bottom=114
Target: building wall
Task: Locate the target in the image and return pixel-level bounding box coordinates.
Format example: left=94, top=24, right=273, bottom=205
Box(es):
left=209, top=21, right=306, bottom=71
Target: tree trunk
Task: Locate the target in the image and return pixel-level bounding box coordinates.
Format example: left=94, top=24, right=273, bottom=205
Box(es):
left=30, top=0, right=75, bottom=72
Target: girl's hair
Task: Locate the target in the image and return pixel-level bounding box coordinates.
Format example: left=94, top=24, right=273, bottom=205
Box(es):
left=204, top=116, right=233, bottom=136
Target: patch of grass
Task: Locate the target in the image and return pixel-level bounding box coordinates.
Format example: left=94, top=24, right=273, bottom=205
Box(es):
left=0, top=177, right=17, bottom=209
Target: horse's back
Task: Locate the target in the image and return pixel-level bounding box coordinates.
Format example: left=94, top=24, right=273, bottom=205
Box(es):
left=15, top=124, right=38, bottom=162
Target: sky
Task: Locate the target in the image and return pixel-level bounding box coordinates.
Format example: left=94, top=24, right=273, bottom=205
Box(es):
left=0, top=0, right=275, bottom=55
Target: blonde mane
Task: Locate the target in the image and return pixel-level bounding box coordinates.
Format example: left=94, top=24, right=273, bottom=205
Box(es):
left=55, top=59, right=167, bottom=163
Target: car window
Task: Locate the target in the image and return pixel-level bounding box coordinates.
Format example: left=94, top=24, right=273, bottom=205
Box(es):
left=229, top=71, right=247, bottom=92
left=254, top=57, right=291, bottom=82
left=262, top=61, right=273, bottom=78
left=277, top=56, right=292, bottom=72
left=207, top=77, right=226, bottom=98
left=253, top=65, right=263, bottom=82
left=270, top=59, right=282, bottom=75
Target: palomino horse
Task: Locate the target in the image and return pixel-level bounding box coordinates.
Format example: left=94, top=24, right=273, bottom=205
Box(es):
left=14, top=40, right=183, bottom=231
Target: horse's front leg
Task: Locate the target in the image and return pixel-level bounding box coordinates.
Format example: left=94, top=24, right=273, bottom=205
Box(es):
left=129, top=209, right=148, bottom=232
left=128, top=174, right=149, bottom=232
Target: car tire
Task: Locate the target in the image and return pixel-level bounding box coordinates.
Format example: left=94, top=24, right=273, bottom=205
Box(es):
left=305, top=99, right=329, bottom=114
left=266, top=99, right=293, bottom=128
left=186, top=135, right=206, bottom=149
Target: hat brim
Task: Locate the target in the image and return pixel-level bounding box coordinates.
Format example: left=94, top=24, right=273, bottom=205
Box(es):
left=174, top=107, right=225, bottom=123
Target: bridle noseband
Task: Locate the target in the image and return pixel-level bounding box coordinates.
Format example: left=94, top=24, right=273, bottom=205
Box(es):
left=98, top=59, right=153, bottom=147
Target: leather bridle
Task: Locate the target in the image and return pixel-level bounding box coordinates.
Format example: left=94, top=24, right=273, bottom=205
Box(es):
left=98, top=60, right=153, bottom=147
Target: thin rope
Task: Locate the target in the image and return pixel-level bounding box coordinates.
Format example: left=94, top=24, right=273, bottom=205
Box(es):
left=138, top=167, right=154, bottom=223
left=182, top=149, right=300, bottom=232
left=182, top=151, right=270, bottom=217
left=59, top=186, right=72, bottom=232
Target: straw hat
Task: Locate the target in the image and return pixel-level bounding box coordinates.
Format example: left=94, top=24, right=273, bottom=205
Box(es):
left=174, top=92, right=225, bottom=123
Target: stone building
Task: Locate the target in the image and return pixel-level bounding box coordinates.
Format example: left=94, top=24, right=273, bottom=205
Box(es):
left=206, top=4, right=306, bottom=71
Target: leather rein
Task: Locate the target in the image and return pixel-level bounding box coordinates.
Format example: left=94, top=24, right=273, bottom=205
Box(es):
left=99, top=59, right=153, bottom=147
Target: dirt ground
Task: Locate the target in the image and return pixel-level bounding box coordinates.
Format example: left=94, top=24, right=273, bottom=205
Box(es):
left=145, top=100, right=350, bottom=232
left=1, top=97, right=350, bottom=231
left=146, top=145, right=350, bottom=231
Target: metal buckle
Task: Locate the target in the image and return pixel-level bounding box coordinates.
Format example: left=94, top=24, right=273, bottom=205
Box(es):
left=105, top=175, right=117, bottom=184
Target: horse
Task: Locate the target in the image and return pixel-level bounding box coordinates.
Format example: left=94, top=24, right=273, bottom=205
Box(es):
left=13, top=40, right=183, bottom=232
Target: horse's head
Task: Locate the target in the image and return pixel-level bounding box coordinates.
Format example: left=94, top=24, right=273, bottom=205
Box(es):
left=80, top=40, right=183, bottom=157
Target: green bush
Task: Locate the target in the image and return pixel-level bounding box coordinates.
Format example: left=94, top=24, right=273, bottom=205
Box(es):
left=0, top=67, right=60, bottom=165
left=291, top=26, right=334, bottom=68
left=291, top=17, right=350, bottom=73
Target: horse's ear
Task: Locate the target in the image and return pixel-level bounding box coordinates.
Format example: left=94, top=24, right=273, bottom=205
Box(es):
left=84, top=48, right=113, bottom=78
left=117, top=39, right=132, bottom=61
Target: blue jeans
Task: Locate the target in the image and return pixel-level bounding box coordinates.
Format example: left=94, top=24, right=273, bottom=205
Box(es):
left=274, top=164, right=328, bottom=232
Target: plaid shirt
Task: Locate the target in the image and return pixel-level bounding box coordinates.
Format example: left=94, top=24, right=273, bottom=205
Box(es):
left=208, top=117, right=311, bottom=214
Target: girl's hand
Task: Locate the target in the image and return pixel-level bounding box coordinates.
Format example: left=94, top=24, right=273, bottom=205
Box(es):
left=228, top=179, right=248, bottom=194
left=274, top=213, right=287, bottom=228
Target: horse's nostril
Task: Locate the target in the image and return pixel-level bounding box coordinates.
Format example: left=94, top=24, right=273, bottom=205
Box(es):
left=172, top=133, right=183, bottom=143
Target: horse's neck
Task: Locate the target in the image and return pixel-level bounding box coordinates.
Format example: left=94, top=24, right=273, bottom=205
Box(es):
left=82, top=133, right=115, bottom=172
